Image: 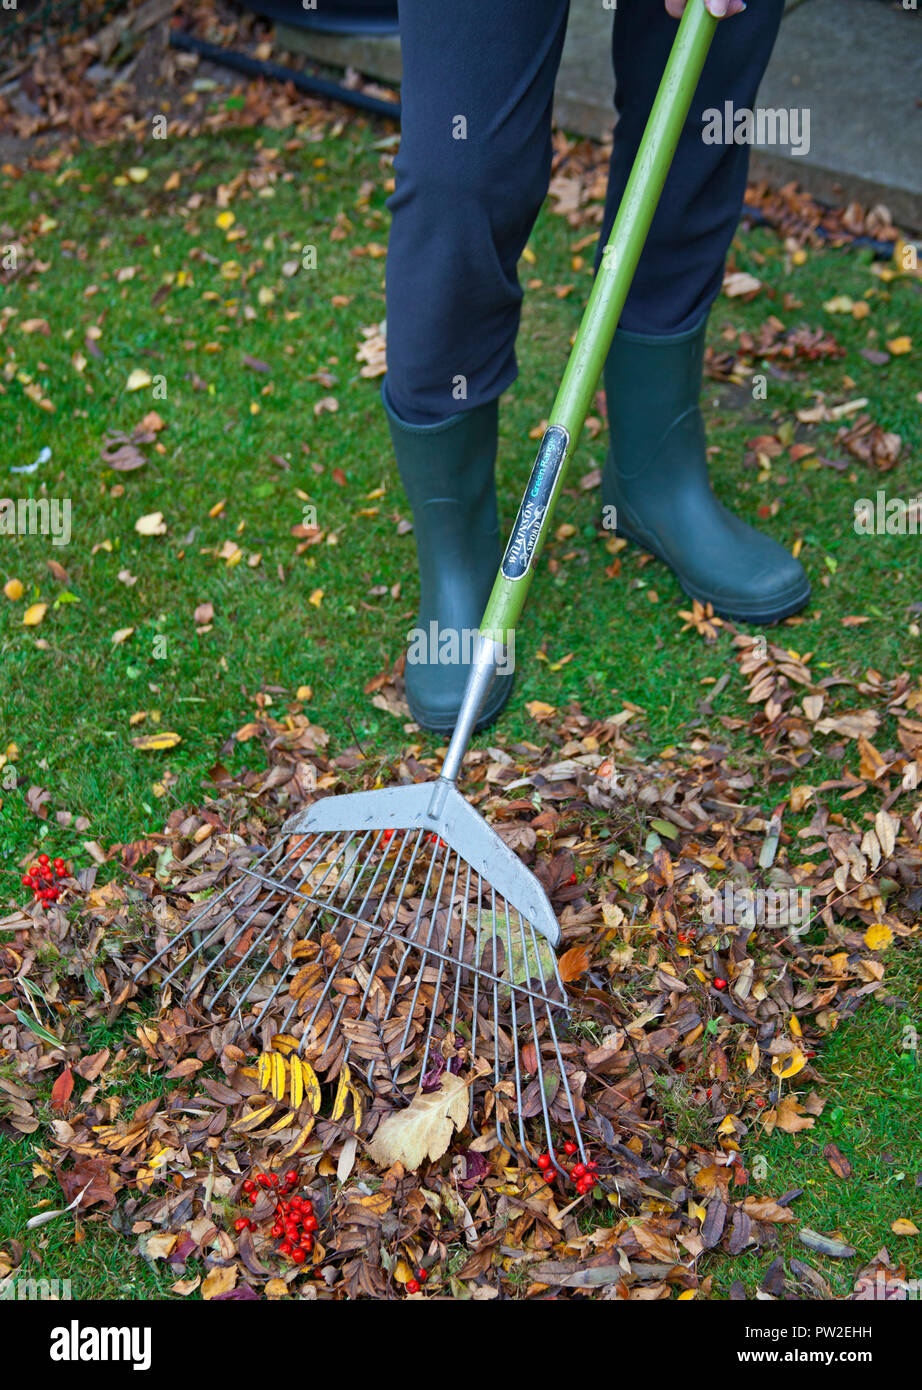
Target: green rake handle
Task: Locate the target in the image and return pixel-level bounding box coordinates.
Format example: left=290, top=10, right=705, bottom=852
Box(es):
left=440, top=0, right=717, bottom=783
left=483, top=0, right=717, bottom=637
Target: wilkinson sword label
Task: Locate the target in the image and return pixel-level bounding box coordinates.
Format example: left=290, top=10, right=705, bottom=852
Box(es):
left=501, top=425, right=569, bottom=580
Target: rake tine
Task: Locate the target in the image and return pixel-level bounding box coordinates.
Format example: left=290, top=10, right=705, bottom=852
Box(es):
left=502, top=899, right=531, bottom=1160
left=417, top=850, right=461, bottom=1082
left=206, top=831, right=366, bottom=1011
left=138, top=843, right=271, bottom=982
left=289, top=825, right=422, bottom=1047
left=353, top=832, right=452, bottom=1091
left=523, top=913, right=587, bottom=1164
left=251, top=827, right=396, bottom=1040
left=488, top=885, right=505, bottom=1153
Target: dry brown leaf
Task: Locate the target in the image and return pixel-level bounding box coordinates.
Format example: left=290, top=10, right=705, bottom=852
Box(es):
left=367, top=1073, right=469, bottom=1171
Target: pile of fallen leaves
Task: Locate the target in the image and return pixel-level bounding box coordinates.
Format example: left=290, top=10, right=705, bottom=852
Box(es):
left=0, top=0, right=396, bottom=155
left=1, top=623, right=920, bottom=1300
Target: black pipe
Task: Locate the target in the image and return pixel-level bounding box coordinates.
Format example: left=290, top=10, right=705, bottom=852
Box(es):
left=168, top=30, right=401, bottom=120
left=741, top=204, right=896, bottom=259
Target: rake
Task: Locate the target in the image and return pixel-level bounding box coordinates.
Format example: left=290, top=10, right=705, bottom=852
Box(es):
left=136, top=4, right=719, bottom=1173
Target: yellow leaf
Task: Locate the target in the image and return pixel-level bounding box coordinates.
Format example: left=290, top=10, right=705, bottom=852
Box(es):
left=789, top=1014, right=802, bottom=1038
left=864, top=921, right=893, bottom=952
left=131, top=730, right=182, bottom=752
left=280, top=1116, right=315, bottom=1159
left=308, top=588, right=324, bottom=608
left=126, top=167, right=149, bottom=184
left=678, top=1290, right=697, bottom=1300
left=257, top=1052, right=273, bottom=1092
left=891, top=1218, right=919, bottom=1237
left=3, top=579, right=24, bottom=601
left=125, top=368, right=152, bottom=392
left=771, top=1048, right=807, bottom=1080
left=524, top=699, right=556, bottom=721
left=290, top=1057, right=303, bottom=1110
left=271, top=1034, right=299, bottom=1055
left=886, top=336, right=912, bottom=355
left=111, top=627, right=134, bottom=645
left=216, top=210, right=235, bottom=230
left=823, top=294, right=855, bottom=314
left=332, top=1064, right=352, bottom=1122
left=202, top=1265, right=236, bottom=1300
left=296, top=685, right=312, bottom=700
left=271, top=1052, right=287, bottom=1103
left=367, top=1073, right=469, bottom=1170
left=301, top=1059, right=322, bottom=1114
left=232, top=1103, right=276, bottom=1132
left=23, top=603, right=47, bottom=627
left=135, top=511, right=167, bottom=536
left=267, top=1108, right=296, bottom=1134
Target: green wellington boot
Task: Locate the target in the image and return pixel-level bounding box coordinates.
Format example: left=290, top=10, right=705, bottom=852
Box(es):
left=382, top=382, right=514, bottom=734
left=602, top=319, right=811, bottom=625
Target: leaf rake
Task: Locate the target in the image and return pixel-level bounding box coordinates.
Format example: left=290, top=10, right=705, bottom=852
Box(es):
left=135, top=4, right=719, bottom=1173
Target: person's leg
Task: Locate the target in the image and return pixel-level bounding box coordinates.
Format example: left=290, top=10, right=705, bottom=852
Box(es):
left=383, top=0, right=569, bottom=731
left=386, top=1, right=569, bottom=425
left=599, top=0, right=810, bottom=625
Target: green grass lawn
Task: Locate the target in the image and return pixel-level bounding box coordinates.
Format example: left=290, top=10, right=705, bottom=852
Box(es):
left=1, top=115, right=921, bottom=1297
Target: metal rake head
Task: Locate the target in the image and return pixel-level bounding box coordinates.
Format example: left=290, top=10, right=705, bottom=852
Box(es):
left=135, top=778, right=593, bottom=1169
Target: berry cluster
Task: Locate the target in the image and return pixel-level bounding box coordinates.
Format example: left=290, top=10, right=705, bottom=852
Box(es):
left=536, top=1140, right=600, bottom=1196
left=21, top=853, right=67, bottom=904
left=236, top=1169, right=319, bottom=1266
left=405, top=1268, right=428, bottom=1295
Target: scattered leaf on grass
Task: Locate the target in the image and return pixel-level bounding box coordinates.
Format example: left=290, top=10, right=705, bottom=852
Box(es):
left=131, top=731, right=181, bottom=752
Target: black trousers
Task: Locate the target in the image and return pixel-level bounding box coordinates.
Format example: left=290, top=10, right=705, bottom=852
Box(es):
left=384, top=0, right=784, bottom=423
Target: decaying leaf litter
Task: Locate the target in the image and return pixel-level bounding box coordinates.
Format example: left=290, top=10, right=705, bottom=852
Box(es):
left=2, top=621, right=920, bottom=1299
left=3, top=0, right=921, bottom=1302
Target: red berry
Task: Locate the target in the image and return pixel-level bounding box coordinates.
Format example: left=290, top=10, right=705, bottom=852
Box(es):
left=714, top=977, right=727, bottom=990
left=571, top=1163, right=586, bottom=1179
left=55, top=866, right=66, bottom=879
left=233, top=1217, right=251, bottom=1232
left=38, top=854, right=49, bottom=866
left=285, top=1170, right=298, bottom=1185
left=279, top=1241, right=292, bottom=1257
left=563, top=1140, right=577, bottom=1156
left=568, top=873, right=577, bottom=885
left=301, top=1200, right=313, bottom=1215
left=536, top=1153, right=551, bottom=1170
left=406, top=1279, right=420, bottom=1294
left=21, top=875, right=31, bottom=887
left=272, top=1224, right=283, bottom=1238
left=243, top=1178, right=256, bottom=1193
left=382, top=829, right=394, bottom=841
left=268, top=1173, right=279, bottom=1186
left=303, top=1215, right=318, bottom=1232
left=29, top=864, right=40, bottom=877
left=291, top=1246, right=306, bottom=1263
left=417, top=1267, right=428, bottom=1283
left=543, top=1171, right=555, bottom=1184
left=257, top=1174, right=270, bottom=1188
left=247, top=1193, right=258, bottom=1205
